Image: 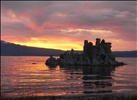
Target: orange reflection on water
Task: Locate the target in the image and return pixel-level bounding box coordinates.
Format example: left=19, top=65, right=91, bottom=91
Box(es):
left=55, top=66, right=60, bottom=70
left=45, top=66, right=50, bottom=70
left=11, top=79, right=17, bottom=82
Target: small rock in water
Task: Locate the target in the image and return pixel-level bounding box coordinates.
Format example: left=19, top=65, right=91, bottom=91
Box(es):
left=45, top=55, right=58, bottom=67
left=32, top=63, right=37, bottom=64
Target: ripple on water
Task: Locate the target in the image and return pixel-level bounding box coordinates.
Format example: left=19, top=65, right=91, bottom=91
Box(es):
left=1, top=56, right=137, bottom=98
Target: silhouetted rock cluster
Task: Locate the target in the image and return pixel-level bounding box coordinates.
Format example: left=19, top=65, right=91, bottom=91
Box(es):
left=46, top=38, right=125, bottom=66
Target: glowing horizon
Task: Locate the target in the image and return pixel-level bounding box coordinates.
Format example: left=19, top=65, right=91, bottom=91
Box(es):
left=2, top=38, right=136, bottom=51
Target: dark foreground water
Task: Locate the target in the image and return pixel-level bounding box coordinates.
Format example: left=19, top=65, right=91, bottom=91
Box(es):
left=1, top=56, right=137, bottom=98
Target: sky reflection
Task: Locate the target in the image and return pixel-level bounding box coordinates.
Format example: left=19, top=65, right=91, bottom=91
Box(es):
left=1, top=56, right=137, bottom=98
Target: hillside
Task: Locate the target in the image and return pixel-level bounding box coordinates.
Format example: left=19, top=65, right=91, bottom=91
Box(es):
left=1, top=40, right=137, bottom=57
left=1, top=40, right=64, bottom=56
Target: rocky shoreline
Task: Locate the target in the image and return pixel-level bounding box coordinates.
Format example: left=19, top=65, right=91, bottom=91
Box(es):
left=46, top=38, right=125, bottom=67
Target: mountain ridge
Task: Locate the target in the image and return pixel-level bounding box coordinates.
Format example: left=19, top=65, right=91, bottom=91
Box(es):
left=1, top=40, right=64, bottom=56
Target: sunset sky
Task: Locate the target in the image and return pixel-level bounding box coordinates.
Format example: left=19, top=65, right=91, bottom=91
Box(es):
left=1, top=1, right=137, bottom=51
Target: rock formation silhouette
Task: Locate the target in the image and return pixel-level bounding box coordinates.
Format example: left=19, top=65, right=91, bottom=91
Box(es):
left=45, top=38, right=125, bottom=66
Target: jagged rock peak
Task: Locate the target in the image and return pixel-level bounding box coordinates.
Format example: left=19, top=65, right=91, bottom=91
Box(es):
left=46, top=38, right=125, bottom=67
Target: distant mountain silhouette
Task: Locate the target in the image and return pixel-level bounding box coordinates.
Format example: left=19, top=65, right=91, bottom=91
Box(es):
left=112, top=51, right=137, bottom=57
left=1, top=40, right=64, bottom=56
left=1, top=40, right=137, bottom=57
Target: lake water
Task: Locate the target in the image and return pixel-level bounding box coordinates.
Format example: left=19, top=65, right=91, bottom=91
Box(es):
left=1, top=56, right=137, bottom=98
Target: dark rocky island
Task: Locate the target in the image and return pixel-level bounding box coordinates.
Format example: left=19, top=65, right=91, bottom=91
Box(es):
left=46, top=38, right=125, bottom=67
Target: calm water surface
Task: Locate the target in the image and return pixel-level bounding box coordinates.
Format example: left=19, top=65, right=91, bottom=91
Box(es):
left=1, top=56, right=137, bottom=98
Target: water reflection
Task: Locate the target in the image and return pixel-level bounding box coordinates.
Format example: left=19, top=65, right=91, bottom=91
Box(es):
left=62, top=65, right=116, bottom=94
left=55, top=66, right=60, bottom=70
left=82, top=66, right=114, bottom=94
left=1, top=56, right=137, bottom=98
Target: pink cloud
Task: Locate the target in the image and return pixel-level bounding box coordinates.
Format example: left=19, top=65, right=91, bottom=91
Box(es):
left=1, top=1, right=136, bottom=51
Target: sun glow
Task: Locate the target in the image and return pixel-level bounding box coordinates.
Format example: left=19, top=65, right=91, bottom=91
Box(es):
left=11, top=37, right=83, bottom=50
left=13, top=42, right=83, bottom=50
